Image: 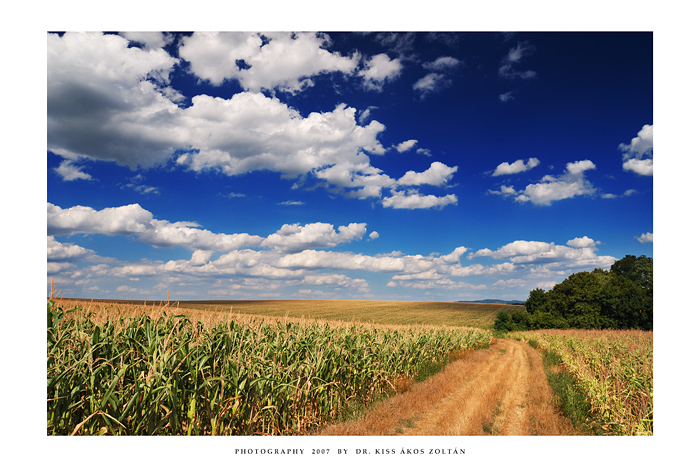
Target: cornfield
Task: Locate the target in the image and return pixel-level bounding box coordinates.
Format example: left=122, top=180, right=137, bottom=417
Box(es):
left=511, top=329, right=653, bottom=435
left=47, top=299, right=492, bottom=435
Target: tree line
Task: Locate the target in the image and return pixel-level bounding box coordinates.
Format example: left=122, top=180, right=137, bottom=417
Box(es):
left=494, top=255, right=653, bottom=331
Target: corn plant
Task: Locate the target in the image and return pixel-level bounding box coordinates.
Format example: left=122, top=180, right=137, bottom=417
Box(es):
left=511, top=329, right=652, bottom=435
left=47, top=300, right=491, bottom=435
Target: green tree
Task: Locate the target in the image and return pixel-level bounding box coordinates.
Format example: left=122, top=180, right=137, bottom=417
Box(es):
left=493, top=311, right=514, bottom=331
left=510, top=309, right=531, bottom=331
left=525, top=288, right=547, bottom=314
left=610, top=255, right=653, bottom=290
left=521, top=254, right=653, bottom=331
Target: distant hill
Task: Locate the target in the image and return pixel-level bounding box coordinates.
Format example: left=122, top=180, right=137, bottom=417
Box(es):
left=458, top=299, right=525, bottom=305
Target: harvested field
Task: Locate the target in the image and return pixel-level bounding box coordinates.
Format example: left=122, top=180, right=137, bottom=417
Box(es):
left=71, top=298, right=523, bottom=329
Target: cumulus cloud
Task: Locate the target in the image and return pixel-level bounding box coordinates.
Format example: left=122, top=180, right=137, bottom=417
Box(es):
left=635, top=232, right=653, bottom=243
left=190, top=250, right=214, bottom=266
left=492, top=157, right=540, bottom=176
left=48, top=202, right=373, bottom=255
left=119, top=32, right=173, bottom=51
left=566, top=236, right=599, bottom=249
left=490, top=160, right=597, bottom=205
left=397, top=161, right=458, bottom=186
left=47, top=204, right=618, bottom=299
left=48, top=202, right=263, bottom=251
left=620, top=124, right=653, bottom=176
left=49, top=32, right=380, bottom=176
left=261, top=222, right=367, bottom=253
left=381, top=190, right=458, bottom=210
left=359, top=53, right=402, bottom=91
left=47, top=236, right=97, bottom=262
left=469, top=239, right=614, bottom=271
left=396, top=139, right=418, bottom=153
left=54, top=159, right=93, bottom=181
left=180, top=32, right=359, bottom=93
left=48, top=32, right=180, bottom=168
left=48, top=32, right=455, bottom=209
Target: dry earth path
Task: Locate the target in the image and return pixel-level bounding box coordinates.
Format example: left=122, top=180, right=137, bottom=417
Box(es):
left=320, top=339, right=573, bottom=436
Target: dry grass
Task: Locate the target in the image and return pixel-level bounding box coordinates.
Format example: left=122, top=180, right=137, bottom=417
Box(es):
left=70, top=298, right=521, bottom=329
left=319, top=339, right=572, bottom=436
left=53, top=298, right=499, bottom=335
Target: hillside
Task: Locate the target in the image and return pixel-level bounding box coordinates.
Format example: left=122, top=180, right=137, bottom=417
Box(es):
left=70, top=298, right=524, bottom=329
left=458, top=299, right=526, bottom=305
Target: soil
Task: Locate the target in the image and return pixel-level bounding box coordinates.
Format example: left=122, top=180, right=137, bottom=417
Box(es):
left=320, top=339, right=573, bottom=436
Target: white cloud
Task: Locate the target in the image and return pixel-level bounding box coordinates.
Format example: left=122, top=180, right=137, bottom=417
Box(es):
left=48, top=202, right=372, bottom=256
left=48, top=33, right=378, bottom=176
left=275, top=250, right=405, bottom=273
left=48, top=32, right=458, bottom=209
left=48, top=32, right=180, bottom=168
left=499, top=91, right=516, bottom=103
left=499, top=41, right=537, bottom=79
left=491, top=160, right=597, bottom=205
left=359, top=53, right=402, bottom=91
left=635, top=232, right=653, bottom=243
left=492, top=157, right=540, bottom=176
left=489, top=185, right=517, bottom=196
left=47, top=205, right=619, bottom=300
left=469, top=239, right=614, bottom=271
left=566, top=159, right=596, bottom=175
left=119, top=32, right=173, bottom=51
left=54, top=160, right=93, bottom=181
left=261, top=222, right=367, bottom=253
left=47, top=236, right=96, bottom=262
left=190, top=250, right=214, bottom=266
left=381, top=190, right=458, bottom=210
left=566, top=236, right=599, bottom=249
left=369, top=231, right=380, bottom=240
left=623, top=158, right=653, bottom=176
left=397, top=161, right=458, bottom=186
left=492, top=279, right=527, bottom=288
left=396, top=139, right=418, bottom=153
left=619, top=124, right=653, bottom=176
left=423, top=56, right=461, bottom=71
left=47, top=202, right=264, bottom=251
left=413, top=73, right=451, bottom=98
left=179, top=32, right=359, bottom=93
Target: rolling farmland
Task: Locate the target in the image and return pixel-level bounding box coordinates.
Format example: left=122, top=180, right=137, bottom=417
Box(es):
left=80, top=298, right=521, bottom=329
left=46, top=297, right=651, bottom=436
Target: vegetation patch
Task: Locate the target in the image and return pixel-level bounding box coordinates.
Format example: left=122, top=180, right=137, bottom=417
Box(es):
left=496, top=255, right=652, bottom=332
left=47, top=298, right=492, bottom=436
left=515, top=329, right=653, bottom=435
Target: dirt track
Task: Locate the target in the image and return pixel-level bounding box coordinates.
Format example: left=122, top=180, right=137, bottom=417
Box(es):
left=320, top=339, right=573, bottom=436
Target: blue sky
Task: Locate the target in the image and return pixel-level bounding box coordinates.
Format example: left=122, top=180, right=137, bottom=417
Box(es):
left=46, top=31, right=653, bottom=302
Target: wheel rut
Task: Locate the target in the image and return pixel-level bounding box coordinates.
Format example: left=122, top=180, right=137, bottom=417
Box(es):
left=320, top=339, right=572, bottom=436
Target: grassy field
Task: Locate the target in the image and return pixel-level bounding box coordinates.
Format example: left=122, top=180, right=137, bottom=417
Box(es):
left=76, top=298, right=522, bottom=329
left=47, top=297, right=493, bottom=435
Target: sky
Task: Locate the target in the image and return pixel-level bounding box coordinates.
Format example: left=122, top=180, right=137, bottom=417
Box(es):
left=46, top=31, right=654, bottom=302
